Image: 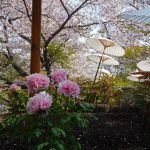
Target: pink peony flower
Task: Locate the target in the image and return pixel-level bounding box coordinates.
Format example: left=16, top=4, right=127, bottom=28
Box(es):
left=51, top=70, right=68, bottom=84
left=27, top=92, right=53, bottom=114
left=10, top=83, right=21, bottom=92
left=57, top=80, right=80, bottom=98
left=26, top=73, right=50, bottom=93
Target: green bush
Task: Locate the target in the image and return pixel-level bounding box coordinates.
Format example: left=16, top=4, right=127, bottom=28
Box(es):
left=0, top=71, right=92, bottom=150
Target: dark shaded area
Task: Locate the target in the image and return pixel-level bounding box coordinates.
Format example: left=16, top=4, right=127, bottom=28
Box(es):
left=0, top=107, right=150, bottom=150
left=0, top=137, right=30, bottom=150
left=77, top=107, right=150, bottom=150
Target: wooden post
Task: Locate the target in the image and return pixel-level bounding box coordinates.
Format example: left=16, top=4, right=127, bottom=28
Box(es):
left=30, top=0, right=41, bottom=74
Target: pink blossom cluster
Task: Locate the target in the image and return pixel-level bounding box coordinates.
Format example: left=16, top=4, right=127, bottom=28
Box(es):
left=26, top=73, right=50, bottom=93
left=10, top=83, right=21, bottom=92
left=27, top=92, right=53, bottom=114
left=57, top=80, right=80, bottom=98
left=51, top=70, right=68, bottom=84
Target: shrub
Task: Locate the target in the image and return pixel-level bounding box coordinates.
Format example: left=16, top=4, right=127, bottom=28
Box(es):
left=80, top=76, right=115, bottom=106
left=0, top=69, right=91, bottom=150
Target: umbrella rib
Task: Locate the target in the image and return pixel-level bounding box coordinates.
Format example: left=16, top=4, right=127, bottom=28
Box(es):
left=118, top=8, right=150, bottom=24
left=140, top=16, right=150, bottom=23
left=129, top=15, right=145, bottom=22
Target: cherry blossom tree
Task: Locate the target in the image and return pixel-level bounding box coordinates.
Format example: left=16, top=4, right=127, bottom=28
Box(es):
left=0, top=0, right=101, bottom=76
left=0, top=0, right=150, bottom=80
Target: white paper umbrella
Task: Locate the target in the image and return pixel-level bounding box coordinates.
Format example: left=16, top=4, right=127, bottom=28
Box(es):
left=87, top=55, right=119, bottom=65
left=89, top=68, right=111, bottom=78
left=86, top=54, right=111, bottom=62
left=87, top=38, right=124, bottom=84
left=89, top=68, right=111, bottom=75
left=86, top=38, right=125, bottom=56
left=103, top=59, right=119, bottom=66
left=137, top=59, right=150, bottom=72
left=127, top=75, right=139, bottom=82
left=101, top=68, right=111, bottom=75
left=118, top=8, right=150, bottom=24
left=127, top=74, right=144, bottom=82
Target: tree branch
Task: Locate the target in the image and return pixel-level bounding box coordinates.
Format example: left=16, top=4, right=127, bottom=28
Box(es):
left=0, top=52, right=9, bottom=59
left=128, top=2, right=139, bottom=10
left=22, top=0, right=32, bottom=21
left=45, top=0, right=89, bottom=47
left=18, top=33, right=31, bottom=43
left=102, top=22, right=111, bottom=39
left=0, top=51, right=28, bottom=77
left=8, top=16, right=23, bottom=24
left=4, top=18, right=31, bottom=43
left=63, top=22, right=99, bottom=29
left=1, top=22, right=28, bottom=77
left=60, top=0, right=70, bottom=16
left=11, top=63, right=28, bottom=77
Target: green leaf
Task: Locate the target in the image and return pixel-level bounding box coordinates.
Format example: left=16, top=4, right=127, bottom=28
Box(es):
left=36, top=142, right=49, bottom=150
left=51, top=127, right=66, bottom=137
left=34, top=128, right=43, bottom=138
left=75, top=142, right=81, bottom=150
left=55, top=141, right=65, bottom=150
left=47, top=120, right=53, bottom=127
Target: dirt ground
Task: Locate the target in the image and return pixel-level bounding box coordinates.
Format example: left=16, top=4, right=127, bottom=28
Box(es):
left=0, top=107, right=150, bottom=150
left=77, top=107, right=150, bottom=150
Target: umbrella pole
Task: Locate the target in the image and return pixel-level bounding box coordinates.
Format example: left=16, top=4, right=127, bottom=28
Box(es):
left=93, top=48, right=106, bottom=85
left=98, top=63, right=103, bottom=80
left=30, top=0, right=41, bottom=74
